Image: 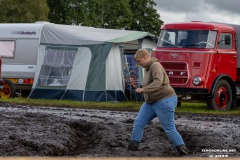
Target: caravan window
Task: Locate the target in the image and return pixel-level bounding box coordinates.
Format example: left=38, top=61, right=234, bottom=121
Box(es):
left=0, top=40, right=15, bottom=58
left=37, top=47, right=77, bottom=87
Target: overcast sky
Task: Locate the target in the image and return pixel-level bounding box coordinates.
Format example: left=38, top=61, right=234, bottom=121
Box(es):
left=154, top=0, right=240, bottom=25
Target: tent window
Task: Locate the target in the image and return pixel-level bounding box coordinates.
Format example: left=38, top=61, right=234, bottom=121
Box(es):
left=123, top=54, right=142, bottom=87
left=0, top=40, right=15, bottom=58
left=123, top=52, right=143, bottom=101
left=37, top=47, right=77, bottom=87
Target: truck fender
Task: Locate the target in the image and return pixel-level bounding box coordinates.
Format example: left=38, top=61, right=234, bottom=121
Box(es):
left=210, top=74, right=236, bottom=107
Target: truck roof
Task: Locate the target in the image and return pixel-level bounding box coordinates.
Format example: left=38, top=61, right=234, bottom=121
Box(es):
left=161, top=21, right=235, bottom=32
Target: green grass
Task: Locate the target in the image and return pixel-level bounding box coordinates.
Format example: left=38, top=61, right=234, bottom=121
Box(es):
left=0, top=97, right=240, bottom=115
left=176, top=102, right=240, bottom=115
left=0, top=97, right=141, bottom=112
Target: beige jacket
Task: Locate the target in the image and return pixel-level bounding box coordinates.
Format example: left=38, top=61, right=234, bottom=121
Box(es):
left=141, top=58, right=175, bottom=103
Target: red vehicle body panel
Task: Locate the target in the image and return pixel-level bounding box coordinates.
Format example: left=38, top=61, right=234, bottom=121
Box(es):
left=152, top=22, right=237, bottom=98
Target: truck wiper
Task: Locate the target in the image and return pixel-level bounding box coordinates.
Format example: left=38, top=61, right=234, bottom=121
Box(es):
left=185, top=44, right=200, bottom=47
left=184, top=44, right=204, bottom=48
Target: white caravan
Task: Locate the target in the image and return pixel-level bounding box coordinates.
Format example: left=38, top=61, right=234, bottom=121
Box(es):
left=0, top=22, right=156, bottom=98
left=0, top=22, right=45, bottom=95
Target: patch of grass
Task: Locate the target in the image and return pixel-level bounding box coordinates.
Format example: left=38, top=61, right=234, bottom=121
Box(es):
left=176, top=102, right=240, bottom=115
left=0, top=97, right=240, bottom=115
left=0, top=97, right=141, bottom=112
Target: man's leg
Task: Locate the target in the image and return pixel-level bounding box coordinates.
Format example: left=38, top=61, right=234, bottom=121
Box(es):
left=129, top=102, right=156, bottom=150
left=153, top=96, right=185, bottom=147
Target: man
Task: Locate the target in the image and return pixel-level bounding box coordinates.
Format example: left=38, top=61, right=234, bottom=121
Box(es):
left=128, top=49, right=188, bottom=156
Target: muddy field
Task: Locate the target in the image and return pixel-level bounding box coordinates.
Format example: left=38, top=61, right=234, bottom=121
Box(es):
left=0, top=103, right=239, bottom=158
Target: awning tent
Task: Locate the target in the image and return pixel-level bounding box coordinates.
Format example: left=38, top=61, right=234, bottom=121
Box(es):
left=29, top=23, right=156, bottom=101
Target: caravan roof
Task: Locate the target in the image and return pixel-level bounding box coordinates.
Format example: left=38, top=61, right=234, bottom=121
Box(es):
left=0, top=22, right=156, bottom=45
left=40, top=23, right=155, bottom=46
left=0, top=23, right=45, bottom=39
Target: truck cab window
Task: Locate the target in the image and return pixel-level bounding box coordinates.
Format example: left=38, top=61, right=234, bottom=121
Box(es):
left=157, top=30, right=176, bottom=47
left=158, top=30, right=217, bottom=49
left=218, top=33, right=232, bottom=49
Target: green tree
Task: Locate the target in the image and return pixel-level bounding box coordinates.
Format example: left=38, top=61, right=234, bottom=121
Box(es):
left=0, top=0, right=49, bottom=23
left=47, top=0, right=132, bottom=29
left=48, top=0, right=102, bottom=25
left=101, top=0, right=132, bottom=29
left=47, top=0, right=163, bottom=35
left=47, top=0, right=71, bottom=24
left=129, top=0, right=163, bottom=35
left=48, top=0, right=104, bottom=27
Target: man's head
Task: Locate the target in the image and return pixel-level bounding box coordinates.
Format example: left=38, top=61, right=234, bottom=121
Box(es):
left=134, top=49, right=150, bottom=68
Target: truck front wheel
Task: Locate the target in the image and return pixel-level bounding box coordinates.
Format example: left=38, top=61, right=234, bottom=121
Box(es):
left=207, top=79, right=232, bottom=110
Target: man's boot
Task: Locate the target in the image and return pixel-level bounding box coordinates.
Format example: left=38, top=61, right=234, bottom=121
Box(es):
left=175, top=144, right=188, bottom=156
left=128, top=140, right=139, bottom=151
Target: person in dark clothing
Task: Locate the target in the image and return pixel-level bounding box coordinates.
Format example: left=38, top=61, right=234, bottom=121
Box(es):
left=124, top=71, right=143, bottom=101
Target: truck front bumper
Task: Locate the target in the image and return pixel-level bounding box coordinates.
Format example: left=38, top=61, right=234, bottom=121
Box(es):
left=174, top=87, right=209, bottom=95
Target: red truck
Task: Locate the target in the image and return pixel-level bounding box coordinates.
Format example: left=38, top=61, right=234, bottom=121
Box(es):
left=0, top=58, right=16, bottom=99
left=152, top=21, right=240, bottom=110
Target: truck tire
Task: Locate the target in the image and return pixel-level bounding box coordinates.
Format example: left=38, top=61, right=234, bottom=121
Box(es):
left=0, top=79, right=16, bottom=99
left=207, top=79, right=232, bottom=110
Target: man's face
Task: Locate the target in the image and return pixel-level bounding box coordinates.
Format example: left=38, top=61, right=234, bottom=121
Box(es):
left=135, top=56, right=149, bottom=68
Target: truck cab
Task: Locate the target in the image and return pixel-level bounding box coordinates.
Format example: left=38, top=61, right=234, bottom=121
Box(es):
left=152, top=22, right=240, bottom=110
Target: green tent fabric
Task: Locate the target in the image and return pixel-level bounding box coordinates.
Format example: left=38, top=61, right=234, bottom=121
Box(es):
left=29, top=23, right=156, bottom=101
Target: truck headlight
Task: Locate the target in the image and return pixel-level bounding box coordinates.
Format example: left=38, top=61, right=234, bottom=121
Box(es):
left=193, top=76, right=202, bottom=86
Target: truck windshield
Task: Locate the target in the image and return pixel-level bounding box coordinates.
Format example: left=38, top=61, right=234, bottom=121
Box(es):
left=157, top=30, right=217, bottom=49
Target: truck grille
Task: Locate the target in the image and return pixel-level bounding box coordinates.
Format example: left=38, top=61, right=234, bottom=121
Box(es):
left=160, top=61, right=188, bottom=85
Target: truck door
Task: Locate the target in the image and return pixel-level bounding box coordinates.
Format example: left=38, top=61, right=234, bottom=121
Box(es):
left=216, top=33, right=237, bottom=80
left=207, top=32, right=237, bottom=110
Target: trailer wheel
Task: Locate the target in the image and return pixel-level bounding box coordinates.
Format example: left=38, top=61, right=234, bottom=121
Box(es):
left=0, top=79, right=16, bottom=99
left=207, top=79, right=232, bottom=110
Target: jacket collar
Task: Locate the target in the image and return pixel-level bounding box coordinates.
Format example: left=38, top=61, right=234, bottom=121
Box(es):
left=145, top=57, right=159, bottom=71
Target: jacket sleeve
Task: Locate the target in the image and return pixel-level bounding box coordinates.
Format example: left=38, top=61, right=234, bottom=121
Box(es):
left=142, top=63, right=164, bottom=93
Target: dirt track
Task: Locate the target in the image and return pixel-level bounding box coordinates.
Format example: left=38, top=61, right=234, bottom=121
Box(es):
left=0, top=103, right=239, bottom=157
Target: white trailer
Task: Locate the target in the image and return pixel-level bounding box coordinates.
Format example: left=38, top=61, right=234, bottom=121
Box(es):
left=0, top=22, right=156, bottom=98
left=0, top=22, right=45, bottom=95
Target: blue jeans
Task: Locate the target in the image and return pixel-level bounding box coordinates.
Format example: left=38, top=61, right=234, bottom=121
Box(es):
left=130, top=95, right=184, bottom=147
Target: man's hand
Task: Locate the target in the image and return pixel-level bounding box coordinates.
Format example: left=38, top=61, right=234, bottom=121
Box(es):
left=135, top=88, right=143, bottom=93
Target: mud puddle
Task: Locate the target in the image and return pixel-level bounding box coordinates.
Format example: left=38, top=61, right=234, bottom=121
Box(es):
left=0, top=103, right=239, bottom=157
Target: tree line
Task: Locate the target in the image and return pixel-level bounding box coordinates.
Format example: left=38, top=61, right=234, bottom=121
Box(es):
left=0, top=0, right=163, bottom=35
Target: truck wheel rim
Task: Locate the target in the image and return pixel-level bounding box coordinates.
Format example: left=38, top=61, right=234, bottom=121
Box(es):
left=216, top=87, right=229, bottom=109
left=0, top=83, right=11, bottom=99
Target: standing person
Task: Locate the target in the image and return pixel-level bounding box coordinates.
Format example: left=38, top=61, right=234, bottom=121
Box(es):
left=128, top=48, right=188, bottom=156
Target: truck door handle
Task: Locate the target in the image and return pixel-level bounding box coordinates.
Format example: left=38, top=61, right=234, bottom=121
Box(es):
left=28, top=66, right=34, bottom=68
left=233, top=55, right=237, bottom=58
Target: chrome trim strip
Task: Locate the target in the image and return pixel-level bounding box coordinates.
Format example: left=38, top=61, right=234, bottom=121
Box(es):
left=161, top=61, right=189, bottom=86
left=152, top=49, right=215, bottom=53
left=153, top=49, right=237, bottom=54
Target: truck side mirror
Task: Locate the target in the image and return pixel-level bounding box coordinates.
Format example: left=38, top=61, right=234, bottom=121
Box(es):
left=224, top=35, right=231, bottom=45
